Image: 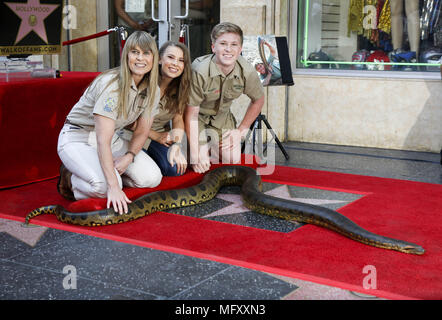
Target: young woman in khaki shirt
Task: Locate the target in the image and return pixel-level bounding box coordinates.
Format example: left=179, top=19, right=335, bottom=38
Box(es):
left=143, top=41, right=191, bottom=176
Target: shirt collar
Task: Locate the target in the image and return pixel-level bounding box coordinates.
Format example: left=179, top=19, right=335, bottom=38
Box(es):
left=209, top=54, right=241, bottom=80
left=130, top=76, right=148, bottom=93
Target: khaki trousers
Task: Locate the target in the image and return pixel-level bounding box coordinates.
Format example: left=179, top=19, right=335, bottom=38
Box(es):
left=197, top=113, right=241, bottom=164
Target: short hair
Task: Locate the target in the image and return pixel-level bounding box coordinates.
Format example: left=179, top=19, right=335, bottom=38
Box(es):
left=210, top=22, right=243, bottom=45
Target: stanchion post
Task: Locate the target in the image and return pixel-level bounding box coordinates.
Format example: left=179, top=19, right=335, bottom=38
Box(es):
left=117, top=27, right=127, bottom=58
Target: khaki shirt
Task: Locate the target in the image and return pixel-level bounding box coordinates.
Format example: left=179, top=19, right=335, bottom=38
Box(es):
left=66, top=72, right=160, bottom=132
left=143, top=95, right=174, bottom=149
left=189, top=54, right=264, bottom=129
left=150, top=95, right=174, bottom=133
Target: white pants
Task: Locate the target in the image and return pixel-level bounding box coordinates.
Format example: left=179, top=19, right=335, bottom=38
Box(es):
left=57, top=124, right=162, bottom=200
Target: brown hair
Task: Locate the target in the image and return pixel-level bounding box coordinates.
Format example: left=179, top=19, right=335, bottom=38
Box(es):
left=210, top=22, right=243, bottom=45
left=159, top=41, right=191, bottom=115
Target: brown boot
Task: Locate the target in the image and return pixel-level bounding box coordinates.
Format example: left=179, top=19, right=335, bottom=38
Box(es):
left=57, top=164, right=76, bottom=201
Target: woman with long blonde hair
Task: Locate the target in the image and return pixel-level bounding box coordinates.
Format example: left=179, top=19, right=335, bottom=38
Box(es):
left=57, top=31, right=162, bottom=214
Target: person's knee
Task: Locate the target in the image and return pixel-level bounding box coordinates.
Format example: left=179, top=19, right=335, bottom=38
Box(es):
left=163, top=164, right=182, bottom=177
left=150, top=168, right=162, bottom=187
left=89, top=180, right=108, bottom=198
left=132, top=166, right=162, bottom=188
left=71, top=174, right=109, bottom=199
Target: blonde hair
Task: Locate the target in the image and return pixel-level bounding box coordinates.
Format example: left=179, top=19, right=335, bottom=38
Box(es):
left=159, top=41, right=191, bottom=115
left=210, top=22, right=243, bottom=45
left=91, top=31, right=159, bottom=119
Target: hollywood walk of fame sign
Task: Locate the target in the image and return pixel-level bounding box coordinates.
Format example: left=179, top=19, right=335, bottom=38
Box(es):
left=0, top=0, right=63, bottom=56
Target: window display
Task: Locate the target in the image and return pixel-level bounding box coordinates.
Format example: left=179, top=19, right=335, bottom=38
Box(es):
left=297, top=0, right=442, bottom=72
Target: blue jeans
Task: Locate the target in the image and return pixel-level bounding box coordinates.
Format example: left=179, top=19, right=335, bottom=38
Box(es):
left=145, top=140, right=182, bottom=177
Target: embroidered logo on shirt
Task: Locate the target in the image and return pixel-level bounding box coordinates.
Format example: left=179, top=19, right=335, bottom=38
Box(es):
left=103, top=97, right=116, bottom=113
left=208, top=88, right=221, bottom=95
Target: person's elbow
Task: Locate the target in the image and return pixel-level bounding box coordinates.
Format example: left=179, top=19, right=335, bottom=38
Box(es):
left=253, top=95, right=265, bottom=110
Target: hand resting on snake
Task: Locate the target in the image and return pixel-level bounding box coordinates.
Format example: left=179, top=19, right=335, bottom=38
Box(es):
left=25, top=166, right=425, bottom=255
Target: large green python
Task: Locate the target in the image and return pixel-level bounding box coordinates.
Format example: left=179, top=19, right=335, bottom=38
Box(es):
left=25, top=166, right=424, bottom=255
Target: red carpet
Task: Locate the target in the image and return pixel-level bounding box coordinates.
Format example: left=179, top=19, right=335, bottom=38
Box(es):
left=0, top=72, right=99, bottom=189
left=0, top=164, right=441, bottom=300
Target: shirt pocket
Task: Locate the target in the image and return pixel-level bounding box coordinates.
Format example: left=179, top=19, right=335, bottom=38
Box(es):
left=223, top=85, right=244, bottom=101
left=203, top=89, right=221, bottom=102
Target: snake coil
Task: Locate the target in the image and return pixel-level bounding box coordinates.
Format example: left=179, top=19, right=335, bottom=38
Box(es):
left=25, top=166, right=425, bottom=255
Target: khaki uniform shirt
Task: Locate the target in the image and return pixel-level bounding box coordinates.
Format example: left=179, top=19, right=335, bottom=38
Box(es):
left=150, top=95, right=174, bottom=133
left=143, top=95, right=175, bottom=149
left=67, top=72, right=160, bottom=132
left=189, top=54, right=264, bottom=129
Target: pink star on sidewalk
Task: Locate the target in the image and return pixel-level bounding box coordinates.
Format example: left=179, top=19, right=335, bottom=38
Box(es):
left=0, top=218, right=48, bottom=247
left=5, top=0, right=59, bottom=44
left=202, top=185, right=347, bottom=218
left=203, top=194, right=248, bottom=218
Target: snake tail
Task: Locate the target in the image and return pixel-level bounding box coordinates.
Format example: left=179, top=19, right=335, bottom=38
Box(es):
left=25, top=205, right=63, bottom=225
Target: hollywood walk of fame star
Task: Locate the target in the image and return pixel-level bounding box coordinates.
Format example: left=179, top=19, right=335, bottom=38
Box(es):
left=5, top=0, right=60, bottom=45
left=202, top=185, right=348, bottom=219
left=0, top=218, right=48, bottom=247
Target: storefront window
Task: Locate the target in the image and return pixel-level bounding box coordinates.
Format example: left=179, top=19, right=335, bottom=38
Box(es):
left=296, top=0, right=442, bottom=72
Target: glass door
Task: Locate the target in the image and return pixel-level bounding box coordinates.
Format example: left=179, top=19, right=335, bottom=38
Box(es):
left=166, top=0, right=219, bottom=60
left=109, top=0, right=219, bottom=67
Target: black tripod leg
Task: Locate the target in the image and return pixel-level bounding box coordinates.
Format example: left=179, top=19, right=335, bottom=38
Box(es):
left=257, top=115, right=263, bottom=158
left=241, top=119, right=258, bottom=154
left=260, top=115, right=290, bottom=160
left=241, top=114, right=290, bottom=161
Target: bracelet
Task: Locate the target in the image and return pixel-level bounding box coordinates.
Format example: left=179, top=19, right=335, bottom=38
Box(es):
left=125, top=151, right=136, bottom=163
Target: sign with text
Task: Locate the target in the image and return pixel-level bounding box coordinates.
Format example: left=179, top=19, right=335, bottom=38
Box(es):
left=0, top=0, right=63, bottom=56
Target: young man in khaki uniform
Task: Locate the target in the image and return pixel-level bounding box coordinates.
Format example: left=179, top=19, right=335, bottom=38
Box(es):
left=184, top=22, right=265, bottom=173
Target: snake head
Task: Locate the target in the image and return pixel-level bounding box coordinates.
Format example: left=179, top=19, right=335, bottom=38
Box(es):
left=400, top=245, right=425, bottom=255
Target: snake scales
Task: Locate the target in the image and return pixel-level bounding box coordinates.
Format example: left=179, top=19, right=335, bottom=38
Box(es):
left=25, top=165, right=424, bottom=255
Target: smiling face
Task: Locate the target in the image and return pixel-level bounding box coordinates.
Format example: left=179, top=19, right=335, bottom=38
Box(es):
left=128, top=45, right=154, bottom=83
left=160, top=45, right=185, bottom=80
left=211, top=32, right=242, bottom=74
left=255, top=63, right=266, bottom=74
